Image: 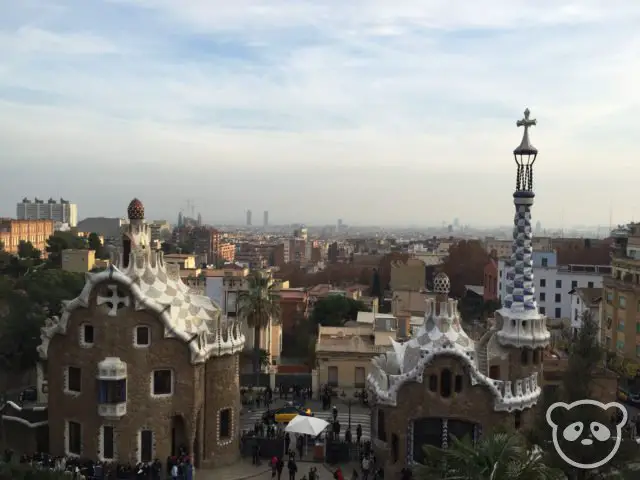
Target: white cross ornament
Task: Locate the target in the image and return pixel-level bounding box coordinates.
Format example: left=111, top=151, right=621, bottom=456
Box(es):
left=97, top=284, right=130, bottom=317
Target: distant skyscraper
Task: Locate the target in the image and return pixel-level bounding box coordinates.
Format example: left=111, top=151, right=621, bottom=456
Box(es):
left=263, top=210, right=269, bottom=227
left=246, top=210, right=252, bottom=226
left=337, top=219, right=343, bottom=231
left=17, top=197, right=78, bottom=227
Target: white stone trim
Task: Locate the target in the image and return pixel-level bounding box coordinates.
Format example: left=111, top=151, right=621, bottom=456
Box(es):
left=98, top=425, right=117, bottom=462
left=64, top=366, right=82, bottom=396
left=79, top=323, right=94, bottom=348
left=150, top=369, right=173, bottom=398
left=64, top=420, right=82, bottom=457
left=133, top=325, right=151, bottom=348
left=216, top=407, right=234, bottom=446
left=137, top=428, right=156, bottom=463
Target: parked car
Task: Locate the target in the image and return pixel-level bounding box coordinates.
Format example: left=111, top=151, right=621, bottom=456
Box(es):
left=263, top=405, right=313, bottom=424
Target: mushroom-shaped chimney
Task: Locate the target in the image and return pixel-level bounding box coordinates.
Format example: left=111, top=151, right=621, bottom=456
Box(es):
left=127, top=198, right=144, bottom=221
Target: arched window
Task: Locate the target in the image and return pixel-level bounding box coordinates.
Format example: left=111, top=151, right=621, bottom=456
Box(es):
left=532, top=349, right=540, bottom=364
left=440, top=369, right=452, bottom=398
left=428, top=374, right=438, bottom=392
left=454, top=375, right=463, bottom=393
left=514, top=411, right=522, bottom=430
left=489, top=365, right=500, bottom=379
left=521, top=349, right=528, bottom=365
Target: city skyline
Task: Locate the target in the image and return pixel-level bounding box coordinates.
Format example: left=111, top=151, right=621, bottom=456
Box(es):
left=2, top=2, right=640, bottom=225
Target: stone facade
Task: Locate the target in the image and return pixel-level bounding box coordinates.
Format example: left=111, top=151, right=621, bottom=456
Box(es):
left=35, top=199, right=245, bottom=468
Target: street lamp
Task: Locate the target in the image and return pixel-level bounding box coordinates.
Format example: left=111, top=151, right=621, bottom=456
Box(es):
left=340, top=391, right=355, bottom=430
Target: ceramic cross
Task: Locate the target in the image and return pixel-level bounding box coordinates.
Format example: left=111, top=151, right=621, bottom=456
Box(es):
left=97, top=284, right=130, bottom=317
left=516, top=108, right=536, bottom=133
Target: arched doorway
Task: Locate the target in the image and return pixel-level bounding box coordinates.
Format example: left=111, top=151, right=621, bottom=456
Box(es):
left=447, top=419, right=478, bottom=445
left=171, top=415, right=188, bottom=456
left=412, top=418, right=442, bottom=464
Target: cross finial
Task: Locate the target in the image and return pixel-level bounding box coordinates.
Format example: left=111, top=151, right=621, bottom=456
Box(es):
left=516, top=108, right=536, bottom=130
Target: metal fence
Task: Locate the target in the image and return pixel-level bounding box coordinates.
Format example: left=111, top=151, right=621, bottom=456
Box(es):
left=275, top=373, right=312, bottom=389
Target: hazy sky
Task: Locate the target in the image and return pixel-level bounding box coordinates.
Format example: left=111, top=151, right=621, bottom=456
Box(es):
left=2, top=1, right=640, bottom=227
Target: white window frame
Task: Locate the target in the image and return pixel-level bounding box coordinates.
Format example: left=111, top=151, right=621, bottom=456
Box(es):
left=134, top=325, right=151, bottom=348
left=64, top=366, right=82, bottom=396
left=150, top=369, right=173, bottom=398
left=137, top=428, right=155, bottom=463
left=65, top=420, right=82, bottom=457
left=99, top=425, right=116, bottom=462
left=79, top=324, right=94, bottom=348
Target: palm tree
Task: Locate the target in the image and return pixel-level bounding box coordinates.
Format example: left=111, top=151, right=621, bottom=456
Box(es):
left=415, top=431, right=565, bottom=480
left=236, top=270, right=281, bottom=387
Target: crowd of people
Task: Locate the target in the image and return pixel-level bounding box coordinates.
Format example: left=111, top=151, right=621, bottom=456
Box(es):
left=2, top=449, right=195, bottom=479
left=241, top=384, right=314, bottom=410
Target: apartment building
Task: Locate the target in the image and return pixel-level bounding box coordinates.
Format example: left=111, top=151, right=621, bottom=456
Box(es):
left=603, top=225, right=640, bottom=359
left=17, top=198, right=78, bottom=227
left=570, top=287, right=603, bottom=340
left=0, top=218, right=54, bottom=254
left=497, top=252, right=610, bottom=320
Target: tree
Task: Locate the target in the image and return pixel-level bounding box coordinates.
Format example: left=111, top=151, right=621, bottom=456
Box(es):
left=17, top=240, right=41, bottom=260
left=45, top=231, right=86, bottom=267
left=0, top=461, right=70, bottom=479
left=237, top=271, right=281, bottom=387
left=87, top=232, right=109, bottom=259
left=440, top=240, right=488, bottom=298
left=415, top=431, right=564, bottom=480
left=310, top=295, right=369, bottom=327
left=528, top=313, right=639, bottom=479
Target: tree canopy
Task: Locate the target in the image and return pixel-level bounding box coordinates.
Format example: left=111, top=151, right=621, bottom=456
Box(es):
left=310, top=295, right=369, bottom=327
left=45, top=231, right=87, bottom=267
left=415, top=431, right=564, bottom=480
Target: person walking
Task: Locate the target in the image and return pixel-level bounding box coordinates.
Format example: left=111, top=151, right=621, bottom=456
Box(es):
left=287, top=457, right=298, bottom=480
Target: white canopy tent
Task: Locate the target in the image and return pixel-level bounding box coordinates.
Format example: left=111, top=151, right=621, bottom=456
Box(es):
left=285, top=415, right=329, bottom=436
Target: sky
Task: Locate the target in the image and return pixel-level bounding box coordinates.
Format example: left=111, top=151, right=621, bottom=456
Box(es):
left=1, top=1, right=640, bottom=227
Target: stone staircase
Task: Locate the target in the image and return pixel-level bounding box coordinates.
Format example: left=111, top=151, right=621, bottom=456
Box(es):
left=475, top=329, right=494, bottom=376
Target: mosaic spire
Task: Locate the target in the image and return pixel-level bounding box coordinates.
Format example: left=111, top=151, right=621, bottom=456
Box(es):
left=503, top=109, right=538, bottom=313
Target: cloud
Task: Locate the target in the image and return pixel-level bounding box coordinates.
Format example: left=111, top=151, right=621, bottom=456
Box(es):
left=0, top=0, right=639, bottom=225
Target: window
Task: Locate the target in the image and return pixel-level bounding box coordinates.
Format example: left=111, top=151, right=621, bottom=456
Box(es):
left=606, top=291, right=613, bottom=304
left=391, top=434, right=399, bottom=464
left=67, top=421, right=81, bottom=456
left=637, top=322, right=640, bottom=334
left=607, top=316, right=613, bottom=329
left=540, top=306, right=546, bottom=315
left=514, top=412, right=522, bottom=430
left=440, top=369, right=452, bottom=398
left=99, top=380, right=126, bottom=403
left=533, top=349, right=540, bottom=363
left=539, top=292, right=546, bottom=302
left=152, top=370, right=173, bottom=396
left=617, top=340, right=624, bottom=352
left=67, top=367, right=81, bottom=393
left=81, top=324, right=94, bottom=345
left=354, top=367, right=365, bottom=388
left=140, top=430, right=153, bottom=463
left=556, top=280, right=562, bottom=288
left=619, top=296, right=627, bottom=309
left=555, top=308, right=561, bottom=319
left=489, top=366, right=500, bottom=379
left=328, top=366, right=338, bottom=387
left=219, top=408, right=232, bottom=439
left=588, top=282, right=594, bottom=288
left=541, top=257, right=548, bottom=267
left=617, top=321, right=625, bottom=332
left=377, top=409, right=387, bottom=442
left=428, top=374, right=438, bottom=392
left=454, top=375, right=463, bottom=393
left=571, top=280, right=577, bottom=289
left=555, top=293, right=561, bottom=303
left=521, top=350, right=529, bottom=365
left=135, top=326, right=150, bottom=347
left=540, top=278, right=546, bottom=288
left=637, top=345, right=640, bottom=358
left=102, top=426, right=114, bottom=460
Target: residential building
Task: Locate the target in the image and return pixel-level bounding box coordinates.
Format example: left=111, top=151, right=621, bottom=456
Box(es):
left=389, top=258, right=425, bottom=291
left=17, top=198, right=78, bottom=227
left=17, top=199, right=245, bottom=468
left=217, top=243, right=235, bottom=263
left=367, top=109, right=551, bottom=476
left=391, top=290, right=429, bottom=317
left=172, top=226, right=221, bottom=265
left=0, top=218, right=54, bottom=254
left=603, top=224, right=640, bottom=359
left=163, top=253, right=197, bottom=270
left=483, top=258, right=499, bottom=302
left=497, top=251, right=609, bottom=320
left=570, top=287, right=603, bottom=340
left=278, top=288, right=309, bottom=336
left=148, top=220, right=171, bottom=244
left=484, top=237, right=512, bottom=258
left=62, top=249, right=97, bottom=273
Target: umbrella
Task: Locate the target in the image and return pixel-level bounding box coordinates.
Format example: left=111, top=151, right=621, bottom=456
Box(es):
left=285, top=415, right=329, bottom=436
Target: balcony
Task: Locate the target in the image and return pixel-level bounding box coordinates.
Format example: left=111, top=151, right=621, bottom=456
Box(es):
left=98, top=403, right=127, bottom=418
left=97, top=357, right=127, bottom=380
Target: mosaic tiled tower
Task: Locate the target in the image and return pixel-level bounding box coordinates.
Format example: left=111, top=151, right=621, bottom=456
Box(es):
left=497, top=109, right=550, bottom=350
